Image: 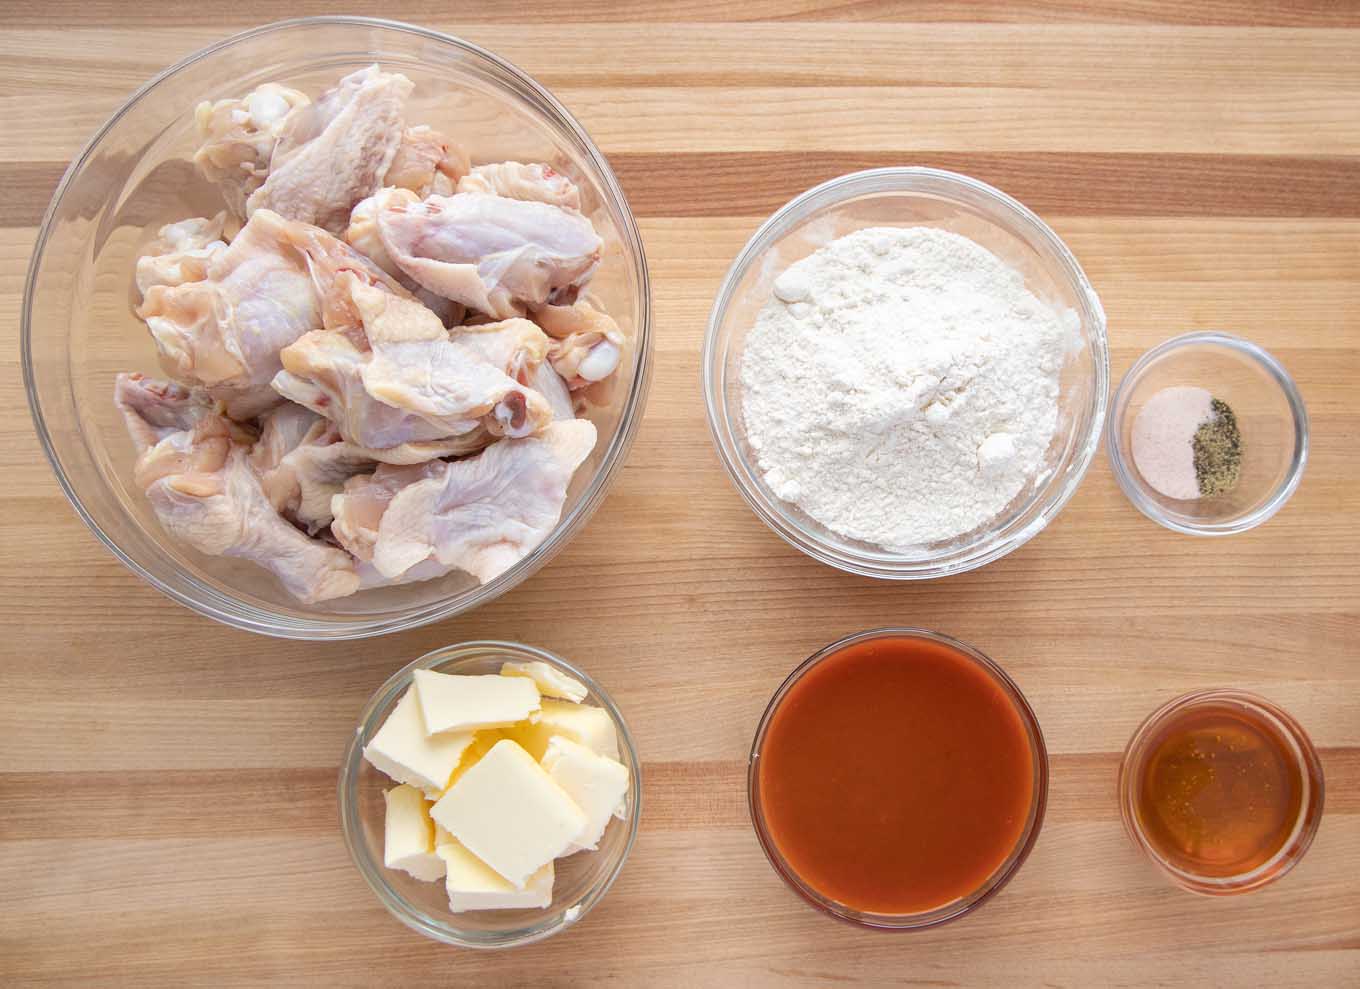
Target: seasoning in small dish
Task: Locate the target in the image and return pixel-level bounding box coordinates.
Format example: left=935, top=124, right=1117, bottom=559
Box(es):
left=1132, top=386, right=1242, bottom=500
left=1106, top=332, right=1306, bottom=536
left=1193, top=398, right=1243, bottom=496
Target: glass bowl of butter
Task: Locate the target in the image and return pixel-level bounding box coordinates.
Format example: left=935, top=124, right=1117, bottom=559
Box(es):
left=339, top=640, right=641, bottom=948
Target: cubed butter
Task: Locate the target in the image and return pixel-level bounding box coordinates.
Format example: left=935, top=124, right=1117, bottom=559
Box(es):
left=445, top=729, right=507, bottom=791
left=511, top=698, right=619, bottom=761
left=364, top=688, right=475, bottom=795
left=541, top=735, right=630, bottom=852
left=412, top=669, right=540, bottom=734
left=437, top=841, right=554, bottom=912
left=430, top=739, right=587, bottom=889
left=500, top=660, right=588, bottom=702
left=383, top=784, right=445, bottom=882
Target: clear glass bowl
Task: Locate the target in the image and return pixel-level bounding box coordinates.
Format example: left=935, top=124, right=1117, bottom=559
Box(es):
left=702, top=168, right=1108, bottom=579
left=21, top=16, right=652, bottom=638
left=748, top=627, right=1048, bottom=929
left=1118, top=689, right=1323, bottom=896
left=339, top=640, right=641, bottom=948
left=1106, top=332, right=1307, bottom=535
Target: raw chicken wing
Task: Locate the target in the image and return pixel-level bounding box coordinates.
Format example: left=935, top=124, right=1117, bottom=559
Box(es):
left=274, top=275, right=551, bottom=456
left=333, top=418, right=597, bottom=584
left=374, top=191, right=602, bottom=318
left=115, top=374, right=360, bottom=603
left=250, top=405, right=369, bottom=533
left=331, top=461, right=444, bottom=563
left=272, top=331, right=465, bottom=451
left=345, top=189, right=410, bottom=280
left=452, top=310, right=572, bottom=418
left=114, top=373, right=251, bottom=464
left=457, top=161, right=581, bottom=211
left=137, top=208, right=407, bottom=419
left=248, top=65, right=413, bottom=235
left=356, top=286, right=551, bottom=439
left=527, top=362, right=575, bottom=420
left=453, top=317, right=551, bottom=384
left=137, top=209, right=319, bottom=418
left=194, top=83, right=310, bottom=217
left=251, top=399, right=467, bottom=533
left=385, top=125, right=469, bottom=197
left=248, top=401, right=320, bottom=474
left=531, top=299, right=624, bottom=389
left=135, top=214, right=230, bottom=294
left=346, top=189, right=464, bottom=326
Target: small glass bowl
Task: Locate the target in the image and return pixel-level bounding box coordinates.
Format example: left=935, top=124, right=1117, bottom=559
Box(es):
left=1118, top=689, right=1324, bottom=896
left=338, top=641, right=641, bottom=948
left=702, top=168, right=1108, bottom=579
left=1106, top=332, right=1307, bottom=535
left=748, top=627, right=1048, bottom=929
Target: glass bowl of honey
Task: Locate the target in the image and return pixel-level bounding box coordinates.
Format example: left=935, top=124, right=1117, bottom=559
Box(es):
left=748, top=628, right=1048, bottom=929
left=1118, top=689, right=1324, bottom=895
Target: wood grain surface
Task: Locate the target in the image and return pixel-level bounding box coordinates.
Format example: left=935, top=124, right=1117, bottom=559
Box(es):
left=2, top=2, right=1358, bottom=985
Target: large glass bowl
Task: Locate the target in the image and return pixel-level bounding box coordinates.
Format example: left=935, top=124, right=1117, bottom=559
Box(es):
left=702, top=168, right=1107, bottom=579
left=22, top=17, right=652, bottom=638
left=339, top=641, right=641, bottom=948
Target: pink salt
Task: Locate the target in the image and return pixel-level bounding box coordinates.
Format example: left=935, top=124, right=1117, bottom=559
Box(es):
left=1131, top=386, right=1213, bottom=500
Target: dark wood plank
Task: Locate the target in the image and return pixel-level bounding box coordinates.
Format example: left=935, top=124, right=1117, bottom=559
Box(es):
left=7, top=153, right=1360, bottom=229
left=610, top=152, right=1360, bottom=219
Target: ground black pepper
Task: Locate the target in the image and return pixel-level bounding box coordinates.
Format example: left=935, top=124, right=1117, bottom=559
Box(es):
left=1193, top=398, right=1242, bottom=497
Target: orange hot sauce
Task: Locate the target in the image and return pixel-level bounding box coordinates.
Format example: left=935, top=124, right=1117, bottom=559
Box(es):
left=754, top=635, right=1039, bottom=916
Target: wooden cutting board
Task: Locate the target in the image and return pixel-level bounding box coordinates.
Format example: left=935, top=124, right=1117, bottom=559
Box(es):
left=2, top=2, right=1357, bottom=984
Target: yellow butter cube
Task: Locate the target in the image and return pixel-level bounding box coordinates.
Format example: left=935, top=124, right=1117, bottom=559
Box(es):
left=510, top=699, right=619, bottom=761
left=541, top=735, right=629, bottom=852
left=383, top=784, right=445, bottom=882
left=411, top=670, right=540, bottom=735
left=430, top=740, right=586, bottom=888
left=364, top=689, right=474, bottom=795
left=500, top=660, right=588, bottom=702
left=437, top=841, right=554, bottom=912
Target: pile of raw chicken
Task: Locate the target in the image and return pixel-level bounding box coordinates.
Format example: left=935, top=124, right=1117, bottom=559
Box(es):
left=114, top=66, right=624, bottom=604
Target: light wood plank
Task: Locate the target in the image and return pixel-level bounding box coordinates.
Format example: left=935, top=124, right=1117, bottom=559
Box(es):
left=3, top=25, right=1359, bottom=92
left=3, top=0, right=1358, bottom=29
left=6, top=85, right=1360, bottom=162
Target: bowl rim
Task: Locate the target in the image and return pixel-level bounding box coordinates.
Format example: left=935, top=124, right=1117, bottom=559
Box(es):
left=338, top=639, right=643, bottom=948
left=21, top=15, right=653, bottom=639
left=747, top=626, right=1049, bottom=929
left=700, top=166, right=1109, bottom=580
left=1104, top=331, right=1308, bottom=536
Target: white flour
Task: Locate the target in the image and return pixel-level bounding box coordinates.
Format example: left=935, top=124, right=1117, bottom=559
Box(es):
left=740, top=226, right=1077, bottom=550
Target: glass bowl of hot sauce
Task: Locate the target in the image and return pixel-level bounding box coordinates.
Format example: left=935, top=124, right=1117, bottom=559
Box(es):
left=748, top=628, right=1048, bottom=929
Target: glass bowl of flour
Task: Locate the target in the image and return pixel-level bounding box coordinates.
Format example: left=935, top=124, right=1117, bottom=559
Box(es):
left=702, top=168, right=1108, bottom=579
